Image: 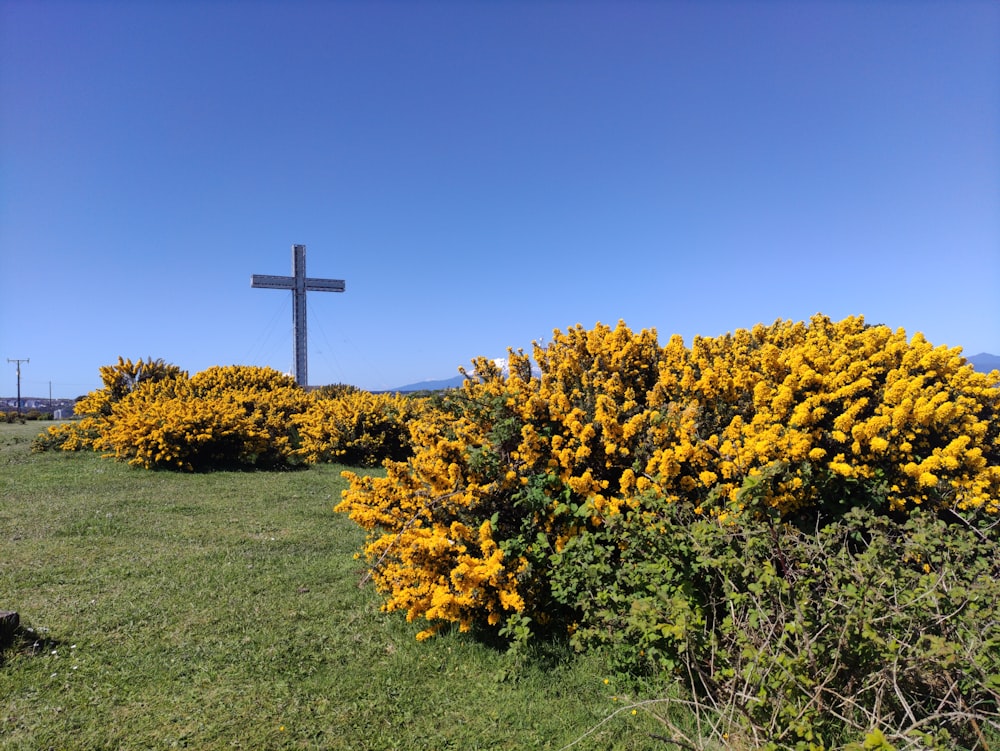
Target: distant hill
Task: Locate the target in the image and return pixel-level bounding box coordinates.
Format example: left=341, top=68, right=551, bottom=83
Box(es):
left=968, top=353, right=1000, bottom=373
left=392, top=358, right=520, bottom=393
left=391, top=375, right=465, bottom=393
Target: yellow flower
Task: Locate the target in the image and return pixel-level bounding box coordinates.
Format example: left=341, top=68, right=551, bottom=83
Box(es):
left=828, top=461, right=855, bottom=478
left=869, top=436, right=889, bottom=453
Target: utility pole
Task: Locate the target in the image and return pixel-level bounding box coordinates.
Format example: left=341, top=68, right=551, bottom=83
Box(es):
left=7, top=358, right=28, bottom=416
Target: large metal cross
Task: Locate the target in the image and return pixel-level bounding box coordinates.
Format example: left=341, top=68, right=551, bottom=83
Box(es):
left=251, top=244, right=345, bottom=387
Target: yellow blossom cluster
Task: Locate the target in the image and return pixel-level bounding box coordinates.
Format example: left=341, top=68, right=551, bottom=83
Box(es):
left=293, top=390, right=418, bottom=466
left=637, top=316, right=1000, bottom=515
left=189, top=365, right=310, bottom=465
left=336, top=315, right=1000, bottom=640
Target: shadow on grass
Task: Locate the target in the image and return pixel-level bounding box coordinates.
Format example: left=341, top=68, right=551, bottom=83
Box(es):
left=0, top=620, right=64, bottom=668
left=465, top=621, right=582, bottom=674
left=145, top=460, right=315, bottom=474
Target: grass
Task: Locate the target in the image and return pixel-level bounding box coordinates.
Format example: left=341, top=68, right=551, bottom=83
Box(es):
left=0, top=422, right=677, bottom=750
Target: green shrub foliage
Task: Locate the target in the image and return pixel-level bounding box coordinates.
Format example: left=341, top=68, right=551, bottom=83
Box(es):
left=551, top=480, right=999, bottom=749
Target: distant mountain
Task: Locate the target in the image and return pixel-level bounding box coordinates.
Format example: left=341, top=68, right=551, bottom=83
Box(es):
left=968, top=353, right=1000, bottom=373
left=391, top=374, right=466, bottom=393
left=391, top=358, right=529, bottom=393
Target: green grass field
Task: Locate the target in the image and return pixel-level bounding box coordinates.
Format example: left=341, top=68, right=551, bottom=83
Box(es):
left=0, top=422, right=677, bottom=750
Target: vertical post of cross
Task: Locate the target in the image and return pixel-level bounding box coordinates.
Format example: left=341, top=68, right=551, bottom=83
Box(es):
left=251, top=245, right=346, bottom=388
left=291, top=245, right=308, bottom=386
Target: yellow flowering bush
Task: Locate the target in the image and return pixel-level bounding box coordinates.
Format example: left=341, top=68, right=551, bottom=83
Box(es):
left=293, top=390, right=419, bottom=466
left=70, top=356, right=185, bottom=417
left=336, top=325, right=679, bottom=640
left=188, top=365, right=310, bottom=467
left=38, top=357, right=427, bottom=471
left=336, top=315, right=1000, bottom=745
left=44, top=362, right=314, bottom=470
left=337, top=315, right=1000, bottom=644
left=94, top=376, right=264, bottom=471
left=40, top=357, right=186, bottom=452
left=337, top=363, right=534, bottom=640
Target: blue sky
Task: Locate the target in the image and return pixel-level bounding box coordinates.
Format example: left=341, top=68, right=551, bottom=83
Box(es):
left=1, top=0, right=998, bottom=397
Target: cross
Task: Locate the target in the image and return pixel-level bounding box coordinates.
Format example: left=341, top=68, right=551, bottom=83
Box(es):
left=251, top=244, right=345, bottom=387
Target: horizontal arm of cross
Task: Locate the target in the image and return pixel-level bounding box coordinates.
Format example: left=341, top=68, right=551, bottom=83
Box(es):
left=251, top=274, right=294, bottom=289
left=304, top=278, right=346, bottom=292
left=251, top=274, right=345, bottom=292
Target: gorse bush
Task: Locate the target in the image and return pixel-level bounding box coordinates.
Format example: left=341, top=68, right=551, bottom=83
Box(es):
left=93, top=365, right=310, bottom=470
left=95, top=376, right=255, bottom=470
left=294, top=390, right=419, bottom=466
left=38, top=362, right=411, bottom=470
left=38, top=356, right=187, bottom=452
left=338, top=315, right=1000, bottom=637
left=336, top=315, right=1000, bottom=747
left=188, top=365, right=310, bottom=468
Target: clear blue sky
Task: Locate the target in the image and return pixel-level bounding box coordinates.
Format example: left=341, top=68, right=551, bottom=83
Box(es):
left=2, top=1, right=998, bottom=397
